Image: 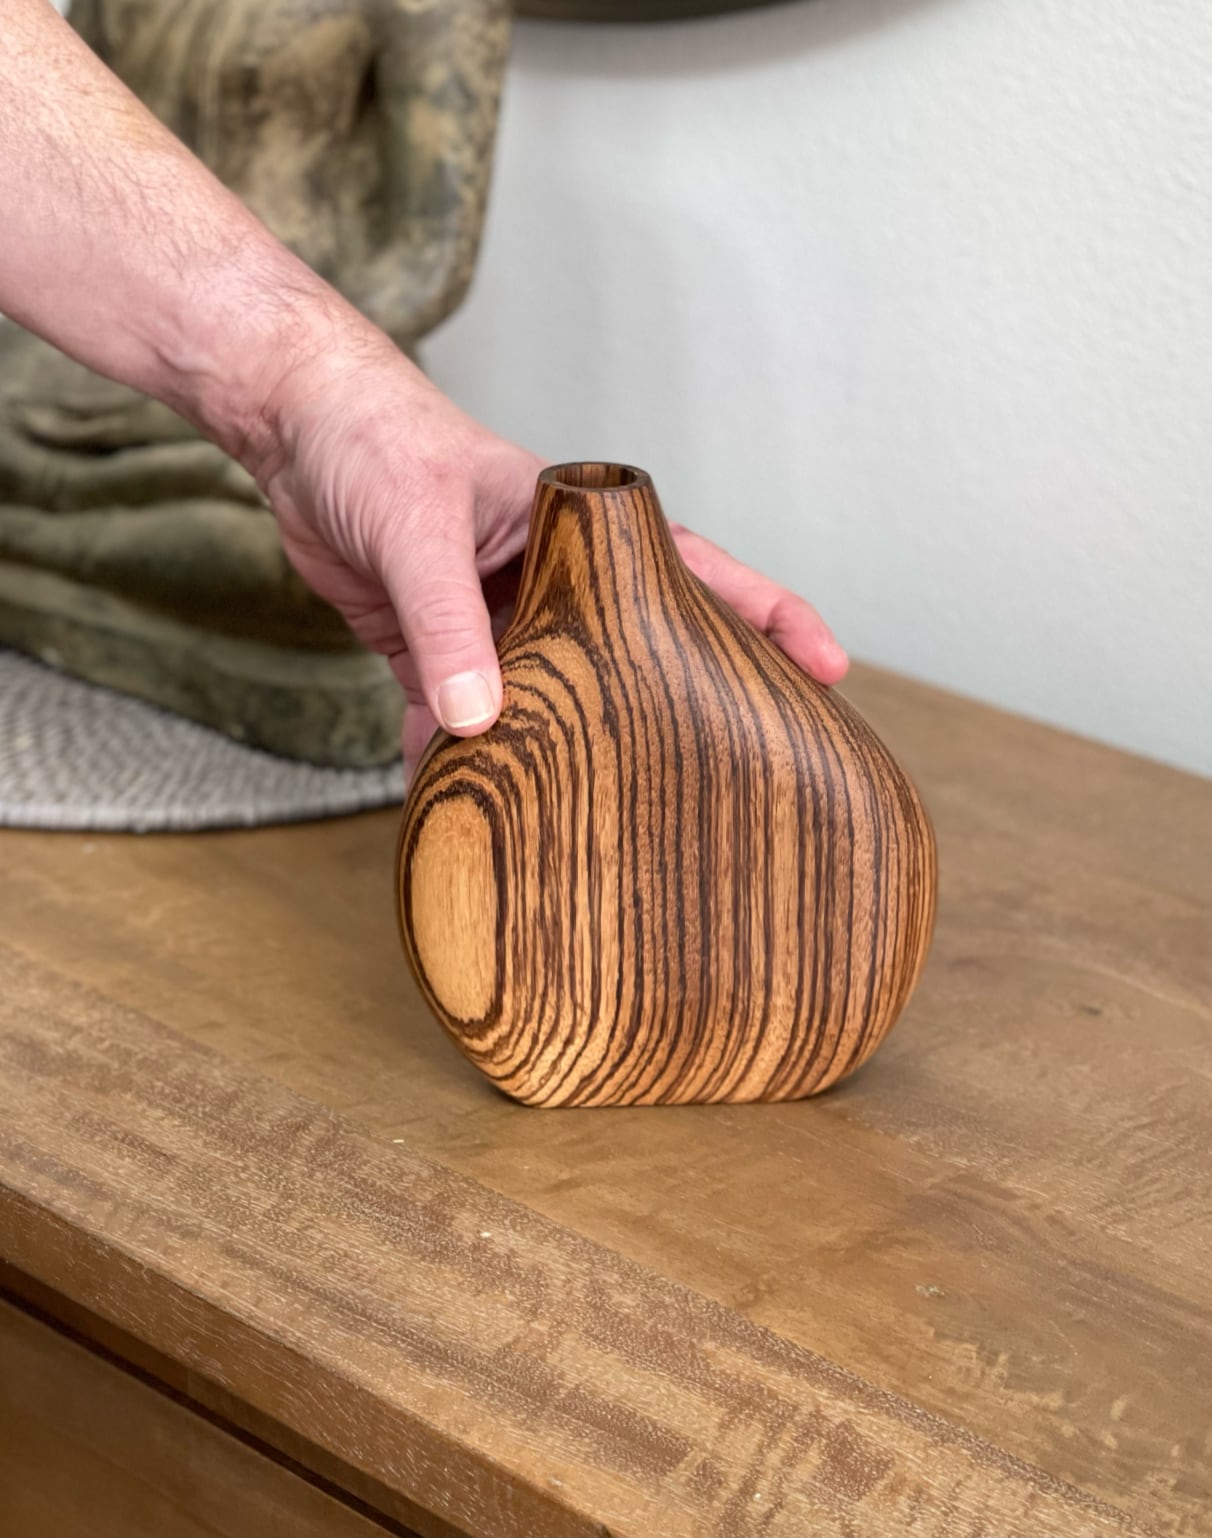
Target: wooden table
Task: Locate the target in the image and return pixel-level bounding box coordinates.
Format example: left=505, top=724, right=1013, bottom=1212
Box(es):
left=1, top=664, right=1209, bottom=1538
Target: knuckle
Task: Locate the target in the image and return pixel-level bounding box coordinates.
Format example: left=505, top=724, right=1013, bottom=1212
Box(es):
left=407, top=582, right=485, bottom=658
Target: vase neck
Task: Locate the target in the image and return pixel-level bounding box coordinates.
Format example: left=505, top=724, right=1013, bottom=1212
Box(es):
left=513, top=463, right=682, bottom=629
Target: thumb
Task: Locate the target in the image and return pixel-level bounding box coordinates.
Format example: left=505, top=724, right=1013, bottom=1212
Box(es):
left=379, top=519, right=502, bottom=738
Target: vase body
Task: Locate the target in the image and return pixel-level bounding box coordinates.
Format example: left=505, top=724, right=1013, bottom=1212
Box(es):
left=397, top=464, right=936, bottom=1108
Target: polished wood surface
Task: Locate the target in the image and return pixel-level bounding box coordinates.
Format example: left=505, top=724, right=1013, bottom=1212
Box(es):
left=400, top=465, right=936, bottom=1106
left=1, top=663, right=1210, bottom=1535
left=0, top=1298, right=394, bottom=1538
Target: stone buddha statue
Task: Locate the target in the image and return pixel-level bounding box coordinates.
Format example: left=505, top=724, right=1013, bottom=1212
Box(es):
left=0, top=0, right=509, bottom=766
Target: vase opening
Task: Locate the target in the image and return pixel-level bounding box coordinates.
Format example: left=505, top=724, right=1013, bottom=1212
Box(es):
left=541, top=462, right=648, bottom=492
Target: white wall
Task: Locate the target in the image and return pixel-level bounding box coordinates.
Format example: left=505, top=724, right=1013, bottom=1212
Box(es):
left=428, top=0, right=1212, bottom=777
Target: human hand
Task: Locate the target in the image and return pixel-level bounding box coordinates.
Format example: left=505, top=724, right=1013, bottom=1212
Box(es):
left=254, top=330, right=848, bottom=779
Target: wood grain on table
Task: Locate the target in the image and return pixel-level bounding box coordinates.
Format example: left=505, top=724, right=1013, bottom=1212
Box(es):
left=1, top=663, right=1209, bottom=1537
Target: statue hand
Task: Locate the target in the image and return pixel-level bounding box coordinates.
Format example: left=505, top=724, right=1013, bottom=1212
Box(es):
left=253, top=332, right=847, bottom=779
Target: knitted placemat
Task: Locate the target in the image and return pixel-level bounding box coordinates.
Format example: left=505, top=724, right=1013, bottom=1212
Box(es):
left=0, top=648, right=405, bottom=832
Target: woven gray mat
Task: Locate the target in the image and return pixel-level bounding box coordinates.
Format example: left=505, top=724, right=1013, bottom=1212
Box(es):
left=0, top=648, right=404, bottom=832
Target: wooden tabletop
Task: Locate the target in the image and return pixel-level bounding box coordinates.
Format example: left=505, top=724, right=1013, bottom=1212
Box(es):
left=1, top=663, right=1209, bottom=1538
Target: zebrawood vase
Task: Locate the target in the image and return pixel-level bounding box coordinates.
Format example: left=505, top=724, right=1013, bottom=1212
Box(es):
left=397, top=464, right=937, bottom=1108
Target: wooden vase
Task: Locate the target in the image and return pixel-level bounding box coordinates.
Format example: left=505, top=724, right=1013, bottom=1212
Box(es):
left=397, top=464, right=937, bottom=1108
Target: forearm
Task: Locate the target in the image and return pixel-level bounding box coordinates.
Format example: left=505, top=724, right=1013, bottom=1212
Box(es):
left=0, top=0, right=402, bottom=472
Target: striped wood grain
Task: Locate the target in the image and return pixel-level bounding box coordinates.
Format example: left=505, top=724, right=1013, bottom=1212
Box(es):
left=398, top=464, right=937, bottom=1107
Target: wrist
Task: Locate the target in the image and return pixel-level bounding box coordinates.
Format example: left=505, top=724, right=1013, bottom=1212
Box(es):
left=244, top=307, right=439, bottom=501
